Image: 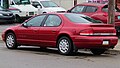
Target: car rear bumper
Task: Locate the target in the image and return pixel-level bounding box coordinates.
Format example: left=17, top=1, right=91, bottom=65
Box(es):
left=72, top=36, right=118, bottom=49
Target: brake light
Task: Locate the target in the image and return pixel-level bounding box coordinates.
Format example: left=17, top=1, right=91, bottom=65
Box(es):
left=103, top=14, right=108, bottom=17
left=80, top=29, right=116, bottom=36
left=80, top=29, right=93, bottom=36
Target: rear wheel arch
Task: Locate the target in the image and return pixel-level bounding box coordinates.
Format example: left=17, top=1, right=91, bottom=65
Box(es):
left=57, top=33, right=79, bottom=53
left=57, top=33, right=73, bottom=45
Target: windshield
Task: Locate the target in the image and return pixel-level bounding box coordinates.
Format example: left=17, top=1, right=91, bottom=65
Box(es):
left=65, top=14, right=91, bottom=23
left=40, top=1, right=58, bottom=7
left=13, top=0, right=31, bottom=5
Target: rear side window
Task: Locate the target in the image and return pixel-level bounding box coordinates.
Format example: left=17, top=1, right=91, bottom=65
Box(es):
left=44, top=15, right=61, bottom=26
left=65, top=14, right=91, bottom=23
left=71, top=6, right=85, bottom=13
left=85, top=6, right=97, bottom=12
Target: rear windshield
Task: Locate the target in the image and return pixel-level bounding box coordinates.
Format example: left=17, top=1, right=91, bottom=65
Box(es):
left=65, top=14, right=95, bottom=23
left=40, top=1, right=58, bottom=7
left=82, top=16, right=102, bottom=23
left=102, top=5, right=119, bottom=12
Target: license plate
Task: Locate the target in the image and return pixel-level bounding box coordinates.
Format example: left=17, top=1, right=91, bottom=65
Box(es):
left=118, top=16, right=120, bottom=20
left=102, top=41, right=109, bottom=45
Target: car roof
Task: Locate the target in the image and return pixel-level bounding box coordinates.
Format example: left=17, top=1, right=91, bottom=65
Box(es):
left=46, top=12, right=88, bottom=17
left=31, top=0, right=51, bottom=1
left=77, top=3, right=107, bottom=7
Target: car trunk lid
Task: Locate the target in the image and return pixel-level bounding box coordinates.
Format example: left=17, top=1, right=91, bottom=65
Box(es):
left=90, top=24, right=116, bottom=36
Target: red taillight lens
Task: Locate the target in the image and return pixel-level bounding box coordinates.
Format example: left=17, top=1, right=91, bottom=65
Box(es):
left=79, top=29, right=116, bottom=36
left=80, top=29, right=93, bottom=36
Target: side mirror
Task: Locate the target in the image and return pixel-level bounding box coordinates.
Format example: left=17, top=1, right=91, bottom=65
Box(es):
left=22, top=23, right=28, bottom=27
left=38, top=6, right=42, bottom=8
left=67, top=10, right=71, bottom=12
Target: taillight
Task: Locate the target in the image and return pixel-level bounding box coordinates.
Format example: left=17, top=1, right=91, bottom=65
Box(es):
left=103, top=14, right=108, bottom=17
left=79, top=29, right=116, bottom=36
left=80, top=29, right=93, bottom=36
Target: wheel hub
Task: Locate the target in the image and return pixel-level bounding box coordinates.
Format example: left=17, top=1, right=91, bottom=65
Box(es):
left=59, top=39, right=69, bottom=53
left=6, top=35, right=14, bottom=47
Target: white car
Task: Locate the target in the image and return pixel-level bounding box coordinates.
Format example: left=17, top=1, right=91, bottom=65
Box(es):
left=31, top=0, right=66, bottom=14
left=9, top=0, right=38, bottom=22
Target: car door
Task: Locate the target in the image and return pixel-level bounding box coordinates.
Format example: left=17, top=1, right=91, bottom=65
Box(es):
left=16, top=15, right=46, bottom=45
left=38, top=14, right=63, bottom=47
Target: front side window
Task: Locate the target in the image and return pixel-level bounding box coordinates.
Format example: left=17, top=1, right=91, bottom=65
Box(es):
left=26, top=15, right=46, bottom=27
left=71, top=6, right=85, bottom=13
left=85, top=6, right=97, bottom=12
left=40, top=1, right=58, bottom=7
left=44, top=15, right=61, bottom=27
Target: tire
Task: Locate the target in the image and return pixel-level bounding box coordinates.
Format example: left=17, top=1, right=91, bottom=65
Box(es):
left=90, top=49, right=106, bottom=55
left=57, top=36, right=73, bottom=55
left=14, top=15, right=21, bottom=23
left=5, top=33, right=18, bottom=49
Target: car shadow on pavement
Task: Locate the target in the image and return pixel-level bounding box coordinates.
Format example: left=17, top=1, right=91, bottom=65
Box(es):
left=10, top=46, right=120, bottom=57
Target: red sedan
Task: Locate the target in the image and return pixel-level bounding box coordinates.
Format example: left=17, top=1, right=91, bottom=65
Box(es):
left=68, top=3, right=120, bottom=37
left=2, top=13, right=118, bottom=55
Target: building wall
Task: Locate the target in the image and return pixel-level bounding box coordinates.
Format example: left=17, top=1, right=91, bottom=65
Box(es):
left=51, top=0, right=86, bottom=10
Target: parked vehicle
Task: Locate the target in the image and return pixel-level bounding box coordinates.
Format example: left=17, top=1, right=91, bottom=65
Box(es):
left=8, top=0, right=38, bottom=22
left=2, top=13, right=118, bottom=55
left=67, top=3, right=120, bottom=37
left=0, top=6, right=15, bottom=23
left=31, top=0, right=66, bottom=14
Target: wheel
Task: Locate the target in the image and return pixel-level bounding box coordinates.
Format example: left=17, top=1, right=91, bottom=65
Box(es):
left=14, top=15, right=21, bottom=23
left=57, top=36, right=73, bottom=55
left=90, top=49, right=106, bottom=55
left=5, top=33, right=18, bottom=49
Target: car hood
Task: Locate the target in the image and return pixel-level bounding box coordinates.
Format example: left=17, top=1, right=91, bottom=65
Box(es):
left=11, top=5, right=38, bottom=12
left=43, top=7, right=66, bottom=12
left=0, top=10, right=13, bottom=14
